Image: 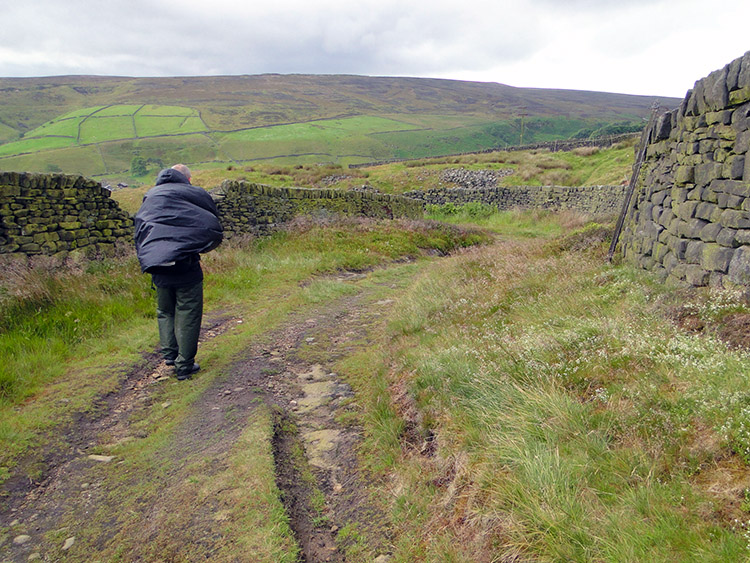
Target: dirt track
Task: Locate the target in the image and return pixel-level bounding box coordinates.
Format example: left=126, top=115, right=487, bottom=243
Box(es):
left=1, top=272, right=398, bottom=562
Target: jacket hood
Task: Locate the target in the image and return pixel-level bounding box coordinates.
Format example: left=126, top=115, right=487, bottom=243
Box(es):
left=134, top=180, right=223, bottom=273
left=155, top=168, right=190, bottom=186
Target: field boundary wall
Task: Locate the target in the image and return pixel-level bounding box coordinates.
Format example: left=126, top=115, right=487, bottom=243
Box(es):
left=404, top=184, right=627, bottom=215
left=619, top=51, right=750, bottom=287
left=0, top=173, right=424, bottom=256
left=0, top=171, right=133, bottom=256
left=214, top=180, right=423, bottom=237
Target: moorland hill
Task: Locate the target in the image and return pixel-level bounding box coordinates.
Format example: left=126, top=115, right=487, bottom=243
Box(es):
left=0, top=74, right=681, bottom=181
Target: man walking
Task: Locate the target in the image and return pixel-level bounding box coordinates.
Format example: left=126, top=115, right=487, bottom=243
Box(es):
left=134, top=164, right=223, bottom=380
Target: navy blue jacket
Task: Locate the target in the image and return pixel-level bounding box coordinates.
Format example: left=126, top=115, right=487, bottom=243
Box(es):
left=134, top=169, right=223, bottom=281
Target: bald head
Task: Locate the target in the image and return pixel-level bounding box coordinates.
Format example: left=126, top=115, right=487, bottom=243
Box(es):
left=171, top=164, right=191, bottom=182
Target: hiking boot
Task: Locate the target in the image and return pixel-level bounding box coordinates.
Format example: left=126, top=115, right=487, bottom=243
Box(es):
left=176, top=362, right=200, bottom=380
left=165, top=358, right=176, bottom=366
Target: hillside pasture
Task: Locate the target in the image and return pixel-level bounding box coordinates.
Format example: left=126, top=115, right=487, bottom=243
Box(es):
left=0, top=144, right=106, bottom=174
left=0, top=136, right=76, bottom=157
left=215, top=115, right=415, bottom=163
left=134, top=115, right=208, bottom=137
left=55, top=106, right=107, bottom=120
left=92, top=104, right=144, bottom=117
left=79, top=115, right=135, bottom=144
left=24, top=118, right=80, bottom=140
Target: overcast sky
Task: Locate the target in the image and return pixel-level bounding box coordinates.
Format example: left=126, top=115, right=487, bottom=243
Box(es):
left=1, top=0, right=747, bottom=98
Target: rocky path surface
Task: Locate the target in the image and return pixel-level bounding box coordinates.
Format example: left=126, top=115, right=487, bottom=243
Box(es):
left=1, top=272, right=397, bottom=562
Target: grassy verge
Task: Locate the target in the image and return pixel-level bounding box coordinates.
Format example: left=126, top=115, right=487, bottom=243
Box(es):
left=338, top=210, right=750, bottom=561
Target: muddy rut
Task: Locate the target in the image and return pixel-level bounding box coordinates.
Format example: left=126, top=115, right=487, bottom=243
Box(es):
left=1, top=277, right=395, bottom=562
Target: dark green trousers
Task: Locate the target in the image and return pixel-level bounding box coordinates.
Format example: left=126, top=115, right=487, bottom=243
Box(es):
left=155, top=281, right=203, bottom=372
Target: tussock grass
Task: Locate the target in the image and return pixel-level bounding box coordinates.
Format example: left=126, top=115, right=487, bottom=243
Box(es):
left=349, top=211, right=750, bottom=561
left=0, top=247, right=152, bottom=404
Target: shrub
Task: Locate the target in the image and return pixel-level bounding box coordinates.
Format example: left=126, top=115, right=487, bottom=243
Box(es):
left=572, top=146, right=600, bottom=157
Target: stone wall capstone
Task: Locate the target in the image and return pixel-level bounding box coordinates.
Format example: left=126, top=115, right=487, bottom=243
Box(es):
left=0, top=171, right=133, bottom=256
left=619, top=51, right=750, bottom=287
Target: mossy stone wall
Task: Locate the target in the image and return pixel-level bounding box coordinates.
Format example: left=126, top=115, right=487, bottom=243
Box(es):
left=404, top=184, right=627, bottom=214
left=0, top=171, right=133, bottom=256
left=214, top=180, right=423, bottom=237
left=620, top=51, right=750, bottom=287
left=0, top=174, right=424, bottom=256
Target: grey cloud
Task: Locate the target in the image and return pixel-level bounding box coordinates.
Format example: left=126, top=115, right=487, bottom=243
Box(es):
left=0, top=0, right=545, bottom=77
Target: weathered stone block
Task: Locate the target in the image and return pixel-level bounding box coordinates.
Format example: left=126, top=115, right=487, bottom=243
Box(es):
left=728, top=246, right=750, bottom=285
left=695, top=202, right=719, bottom=220
left=729, top=57, right=743, bottom=90
left=651, top=205, right=663, bottom=222
left=701, top=243, right=735, bottom=272
left=718, top=193, right=745, bottom=209
left=652, top=190, right=669, bottom=206
left=735, top=130, right=750, bottom=154
left=712, top=179, right=750, bottom=197
left=720, top=209, right=750, bottom=229
left=699, top=139, right=719, bottom=155
left=695, top=162, right=724, bottom=187
left=730, top=87, right=750, bottom=106
left=686, top=265, right=710, bottom=286
left=658, top=207, right=675, bottom=227
left=716, top=227, right=739, bottom=247
left=701, top=188, right=718, bottom=203
left=654, top=242, right=669, bottom=261
left=654, top=112, right=673, bottom=141
left=726, top=156, right=746, bottom=180
left=709, top=126, right=737, bottom=143
left=706, top=110, right=732, bottom=125
left=704, top=67, right=729, bottom=111
left=685, top=240, right=705, bottom=263
left=668, top=237, right=689, bottom=260
left=671, top=263, right=688, bottom=281
left=700, top=222, right=723, bottom=242
left=663, top=251, right=678, bottom=272
left=675, top=166, right=694, bottom=185
left=676, top=200, right=699, bottom=221
left=671, top=186, right=689, bottom=204
left=683, top=218, right=709, bottom=239
left=19, top=243, right=41, bottom=253
left=736, top=230, right=750, bottom=245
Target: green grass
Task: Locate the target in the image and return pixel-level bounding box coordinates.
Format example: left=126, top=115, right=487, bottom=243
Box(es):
left=134, top=115, right=207, bottom=137
left=0, top=144, right=108, bottom=174
left=25, top=118, right=80, bottom=139
left=79, top=115, right=135, bottom=143
left=336, top=211, right=750, bottom=561
left=0, top=136, right=76, bottom=156
left=93, top=104, right=144, bottom=117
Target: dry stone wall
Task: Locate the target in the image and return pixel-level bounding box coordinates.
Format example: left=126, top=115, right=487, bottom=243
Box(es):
left=214, top=180, right=423, bottom=237
left=620, top=51, right=750, bottom=287
left=0, top=171, right=133, bottom=256
left=404, top=184, right=627, bottom=215
left=0, top=173, right=424, bottom=257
